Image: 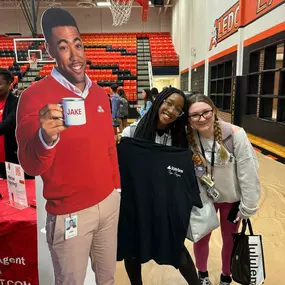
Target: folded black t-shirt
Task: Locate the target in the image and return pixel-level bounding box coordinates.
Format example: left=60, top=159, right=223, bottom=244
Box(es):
left=117, top=137, right=202, bottom=268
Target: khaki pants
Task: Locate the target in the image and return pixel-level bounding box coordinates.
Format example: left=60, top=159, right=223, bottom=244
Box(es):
left=45, top=190, right=121, bottom=285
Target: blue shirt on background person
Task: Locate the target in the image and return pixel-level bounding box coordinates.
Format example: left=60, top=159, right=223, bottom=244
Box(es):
left=111, top=93, right=120, bottom=119
left=139, top=100, right=152, bottom=117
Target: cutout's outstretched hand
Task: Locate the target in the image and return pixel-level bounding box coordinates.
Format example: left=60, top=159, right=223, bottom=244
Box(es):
left=39, top=104, right=68, bottom=146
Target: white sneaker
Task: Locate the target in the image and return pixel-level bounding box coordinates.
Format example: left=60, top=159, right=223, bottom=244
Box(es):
left=201, top=277, right=212, bottom=285
left=198, top=272, right=212, bottom=285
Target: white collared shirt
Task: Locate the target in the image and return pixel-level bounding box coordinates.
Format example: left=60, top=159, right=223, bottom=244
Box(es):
left=39, top=67, right=93, bottom=149
left=51, top=67, right=92, bottom=99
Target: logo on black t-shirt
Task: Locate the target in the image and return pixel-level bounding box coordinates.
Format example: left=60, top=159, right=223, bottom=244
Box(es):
left=167, top=165, right=183, bottom=177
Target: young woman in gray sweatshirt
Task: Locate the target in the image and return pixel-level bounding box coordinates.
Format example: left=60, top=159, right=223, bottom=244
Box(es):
left=187, top=94, right=261, bottom=285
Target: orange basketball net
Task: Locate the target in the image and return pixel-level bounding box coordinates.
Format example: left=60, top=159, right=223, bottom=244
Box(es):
left=107, top=0, right=134, bottom=26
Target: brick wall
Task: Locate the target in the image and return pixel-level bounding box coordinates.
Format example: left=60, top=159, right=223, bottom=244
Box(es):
left=218, top=111, right=231, bottom=122
left=180, top=71, right=189, bottom=91
left=191, top=65, right=205, bottom=94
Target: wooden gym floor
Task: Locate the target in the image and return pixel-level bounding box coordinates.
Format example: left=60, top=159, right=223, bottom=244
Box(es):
left=247, top=133, right=285, bottom=164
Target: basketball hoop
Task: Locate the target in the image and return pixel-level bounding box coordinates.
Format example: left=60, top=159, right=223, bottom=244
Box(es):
left=107, top=0, right=134, bottom=26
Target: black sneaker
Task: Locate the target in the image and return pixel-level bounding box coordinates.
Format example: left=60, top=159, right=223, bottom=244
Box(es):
left=219, top=274, right=232, bottom=285
left=198, top=271, right=212, bottom=285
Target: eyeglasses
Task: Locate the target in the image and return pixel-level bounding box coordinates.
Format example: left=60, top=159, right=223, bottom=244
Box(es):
left=188, top=109, right=213, bottom=122
left=163, top=100, right=184, bottom=117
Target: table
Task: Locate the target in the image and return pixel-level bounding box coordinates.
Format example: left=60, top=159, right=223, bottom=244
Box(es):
left=0, top=179, right=39, bottom=285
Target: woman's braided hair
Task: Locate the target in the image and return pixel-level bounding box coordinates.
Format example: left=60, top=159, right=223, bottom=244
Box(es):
left=187, top=94, right=228, bottom=166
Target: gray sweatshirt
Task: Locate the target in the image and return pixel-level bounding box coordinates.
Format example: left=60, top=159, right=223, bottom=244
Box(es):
left=197, top=128, right=261, bottom=218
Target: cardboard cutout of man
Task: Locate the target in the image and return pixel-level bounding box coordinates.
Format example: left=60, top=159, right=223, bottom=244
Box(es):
left=16, top=8, right=121, bottom=285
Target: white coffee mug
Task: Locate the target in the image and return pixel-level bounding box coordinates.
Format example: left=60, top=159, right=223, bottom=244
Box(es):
left=59, top=97, right=86, bottom=126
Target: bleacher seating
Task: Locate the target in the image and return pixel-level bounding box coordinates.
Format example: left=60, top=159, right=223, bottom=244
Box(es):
left=148, top=33, right=179, bottom=66
left=82, top=33, right=137, bottom=53
left=0, top=35, right=30, bottom=86
left=0, top=32, right=179, bottom=102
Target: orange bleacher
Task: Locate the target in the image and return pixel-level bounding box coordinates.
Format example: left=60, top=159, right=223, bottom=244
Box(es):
left=148, top=33, right=179, bottom=66
left=0, top=32, right=179, bottom=102
left=0, top=57, right=14, bottom=69
left=86, top=69, right=118, bottom=81
left=0, top=36, right=30, bottom=51
left=38, top=64, right=56, bottom=77
left=0, top=56, right=29, bottom=75
left=38, top=64, right=138, bottom=103
left=81, top=34, right=138, bottom=102
left=85, top=48, right=137, bottom=75
left=81, top=33, right=137, bottom=53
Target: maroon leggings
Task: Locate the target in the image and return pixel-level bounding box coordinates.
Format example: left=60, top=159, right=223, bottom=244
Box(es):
left=193, top=203, right=240, bottom=276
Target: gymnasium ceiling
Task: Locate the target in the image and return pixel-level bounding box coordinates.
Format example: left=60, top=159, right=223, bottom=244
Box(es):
left=0, top=0, right=172, bottom=9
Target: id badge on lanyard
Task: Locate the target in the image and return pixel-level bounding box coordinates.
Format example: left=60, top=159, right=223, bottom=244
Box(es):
left=197, top=134, right=220, bottom=202
left=195, top=165, right=206, bottom=177
left=64, top=214, right=78, bottom=240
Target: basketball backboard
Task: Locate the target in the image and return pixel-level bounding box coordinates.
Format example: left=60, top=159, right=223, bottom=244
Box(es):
left=13, top=38, right=55, bottom=64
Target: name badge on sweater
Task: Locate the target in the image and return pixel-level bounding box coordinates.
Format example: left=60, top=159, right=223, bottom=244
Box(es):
left=195, top=165, right=206, bottom=177
left=65, top=215, right=78, bottom=240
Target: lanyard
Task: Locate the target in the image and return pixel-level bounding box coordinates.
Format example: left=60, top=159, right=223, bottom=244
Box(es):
left=157, top=128, right=170, bottom=145
left=197, top=133, right=216, bottom=181
left=163, top=132, right=169, bottom=145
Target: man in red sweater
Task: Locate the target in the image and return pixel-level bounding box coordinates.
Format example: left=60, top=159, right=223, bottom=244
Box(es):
left=16, top=8, right=121, bottom=285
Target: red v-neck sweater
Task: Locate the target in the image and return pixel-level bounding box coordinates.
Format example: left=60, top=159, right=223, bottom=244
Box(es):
left=16, top=76, right=120, bottom=215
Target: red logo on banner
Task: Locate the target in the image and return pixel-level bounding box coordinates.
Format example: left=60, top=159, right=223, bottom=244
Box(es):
left=15, top=166, right=21, bottom=177
left=209, top=1, right=240, bottom=51
left=209, top=0, right=285, bottom=51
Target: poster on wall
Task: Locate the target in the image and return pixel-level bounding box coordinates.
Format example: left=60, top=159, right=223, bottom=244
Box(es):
left=15, top=7, right=120, bottom=285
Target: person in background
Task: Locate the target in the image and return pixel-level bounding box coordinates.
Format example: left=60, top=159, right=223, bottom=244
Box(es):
left=107, top=92, right=112, bottom=114
left=151, top=87, right=159, bottom=100
left=118, top=88, right=129, bottom=132
left=111, top=84, right=121, bottom=139
left=136, top=88, right=153, bottom=118
left=187, top=94, right=261, bottom=285
left=0, top=68, right=19, bottom=178
left=119, top=87, right=201, bottom=285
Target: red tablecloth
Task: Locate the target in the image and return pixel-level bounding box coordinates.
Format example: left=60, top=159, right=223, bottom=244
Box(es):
left=0, top=179, right=39, bottom=285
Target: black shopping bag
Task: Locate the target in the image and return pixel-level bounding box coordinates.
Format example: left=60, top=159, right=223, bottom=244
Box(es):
left=231, top=219, right=266, bottom=285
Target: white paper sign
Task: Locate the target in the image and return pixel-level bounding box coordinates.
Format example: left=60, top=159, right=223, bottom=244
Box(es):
left=5, top=162, right=28, bottom=208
